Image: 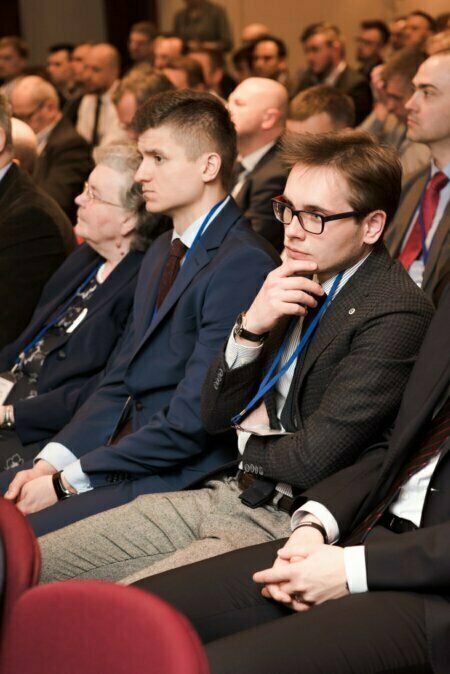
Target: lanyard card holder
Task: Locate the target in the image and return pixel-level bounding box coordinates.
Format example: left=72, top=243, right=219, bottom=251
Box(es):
left=0, top=371, right=17, bottom=405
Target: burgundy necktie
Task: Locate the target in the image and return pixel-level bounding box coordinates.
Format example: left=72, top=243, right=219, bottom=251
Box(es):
left=398, top=171, right=448, bottom=270
left=343, top=397, right=450, bottom=545
left=155, top=239, right=188, bottom=309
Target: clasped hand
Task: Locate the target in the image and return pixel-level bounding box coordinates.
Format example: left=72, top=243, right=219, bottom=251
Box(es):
left=4, top=460, right=58, bottom=515
left=253, top=529, right=348, bottom=612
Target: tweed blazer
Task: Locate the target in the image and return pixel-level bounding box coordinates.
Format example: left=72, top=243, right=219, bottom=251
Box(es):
left=202, top=243, right=434, bottom=491
left=385, top=165, right=450, bottom=305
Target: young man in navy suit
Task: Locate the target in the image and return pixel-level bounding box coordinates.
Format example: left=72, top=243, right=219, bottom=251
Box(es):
left=2, top=90, right=279, bottom=534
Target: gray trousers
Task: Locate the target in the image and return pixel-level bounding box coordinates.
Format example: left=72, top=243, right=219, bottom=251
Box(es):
left=39, top=478, right=291, bottom=584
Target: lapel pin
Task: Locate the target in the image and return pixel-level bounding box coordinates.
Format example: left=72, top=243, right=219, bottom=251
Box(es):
left=348, top=308, right=356, bottom=315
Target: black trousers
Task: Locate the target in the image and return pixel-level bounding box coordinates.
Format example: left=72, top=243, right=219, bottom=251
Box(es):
left=134, top=540, right=432, bottom=674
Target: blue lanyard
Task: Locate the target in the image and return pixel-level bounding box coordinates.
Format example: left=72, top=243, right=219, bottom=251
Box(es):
left=231, top=271, right=343, bottom=426
left=418, top=170, right=432, bottom=265
left=13, top=262, right=101, bottom=366
left=153, top=197, right=226, bottom=319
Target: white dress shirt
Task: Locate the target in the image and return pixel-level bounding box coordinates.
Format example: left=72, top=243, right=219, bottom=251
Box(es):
left=76, top=83, right=127, bottom=148
left=231, top=142, right=276, bottom=200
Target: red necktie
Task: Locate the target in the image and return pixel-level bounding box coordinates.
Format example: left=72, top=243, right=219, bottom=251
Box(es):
left=156, top=239, right=187, bottom=309
left=398, top=171, right=448, bottom=271
left=343, top=397, right=450, bottom=545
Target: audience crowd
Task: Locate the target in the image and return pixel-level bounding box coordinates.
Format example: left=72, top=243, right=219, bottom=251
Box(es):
left=0, top=2, right=449, bottom=672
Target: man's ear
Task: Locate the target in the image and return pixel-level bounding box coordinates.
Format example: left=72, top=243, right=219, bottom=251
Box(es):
left=362, top=210, right=386, bottom=244
left=201, top=152, right=222, bottom=183
left=0, top=128, right=7, bottom=155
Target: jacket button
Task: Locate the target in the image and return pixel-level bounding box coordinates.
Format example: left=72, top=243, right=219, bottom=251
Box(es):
left=135, top=401, right=144, bottom=411
left=57, top=350, right=67, bottom=360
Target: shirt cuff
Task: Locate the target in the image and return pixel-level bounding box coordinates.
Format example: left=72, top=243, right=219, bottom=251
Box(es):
left=34, top=442, right=78, bottom=471
left=63, top=460, right=93, bottom=494
left=291, top=500, right=340, bottom=544
left=344, top=546, right=368, bottom=593
left=225, top=330, right=263, bottom=368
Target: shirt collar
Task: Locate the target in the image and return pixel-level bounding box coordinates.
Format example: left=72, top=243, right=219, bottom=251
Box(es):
left=321, top=249, right=372, bottom=296
left=323, top=61, right=347, bottom=87
left=431, top=161, right=450, bottom=180
left=239, top=141, right=276, bottom=173
left=172, top=196, right=230, bottom=248
left=0, top=162, right=13, bottom=183
left=36, top=116, right=60, bottom=154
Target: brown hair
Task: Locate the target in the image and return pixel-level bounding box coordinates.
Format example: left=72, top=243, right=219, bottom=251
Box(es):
left=289, top=86, right=355, bottom=129
left=281, top=130, right=402, bottom=225
left=132, top=89, right=236, bottom=190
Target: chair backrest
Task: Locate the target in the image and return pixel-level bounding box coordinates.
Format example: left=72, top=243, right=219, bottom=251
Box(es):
left=0, top=580, right=210, bottom=674
left=0, top=497, right=40, bottom=628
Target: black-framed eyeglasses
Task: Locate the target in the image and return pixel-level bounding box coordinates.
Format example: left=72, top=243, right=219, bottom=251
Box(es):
left=272, top=195, right=368, bottom=235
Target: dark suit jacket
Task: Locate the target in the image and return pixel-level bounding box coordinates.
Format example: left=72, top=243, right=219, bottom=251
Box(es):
left=0, top=163, right=75, bottom=350
left=300, top=284, right=450, bottom=674
left=295, top=65, right=373, bottom=125
left=0, top=245, right=143, bottom=445
left=202, top=243, right=434, bottom=491
left=51, top=199, right=279, bottom=496
left=234, top=142, right=288, bottom=252
left=385, top=165, right=449, bottom=305
left=34, top=116, right=93, bottom=222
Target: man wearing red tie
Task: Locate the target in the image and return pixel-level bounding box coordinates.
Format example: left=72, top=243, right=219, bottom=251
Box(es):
left=385, top=50, right=450, bottom=305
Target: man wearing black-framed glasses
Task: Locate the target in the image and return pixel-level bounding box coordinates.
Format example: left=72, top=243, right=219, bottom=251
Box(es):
left=38, top=130, right=434, bottom=589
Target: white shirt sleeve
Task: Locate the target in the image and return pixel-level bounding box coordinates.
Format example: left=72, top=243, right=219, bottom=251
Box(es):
left=63, top=460, right=93, bottom=493
left=344, top=546, right=368, bottom=593
left=35, top=442, right=78, bottom=471
left=291, top=500, right=340, bottom=544
left=225, top=331, right=263, bottom=369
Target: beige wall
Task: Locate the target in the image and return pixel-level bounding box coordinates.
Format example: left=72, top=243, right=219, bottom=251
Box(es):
left=158, top=0, right=450, bottom=69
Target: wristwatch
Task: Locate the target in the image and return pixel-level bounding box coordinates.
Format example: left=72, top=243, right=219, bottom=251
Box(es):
left=234, top=312, right=269, bottom=343
left=52, top=471, right=73, bottom=500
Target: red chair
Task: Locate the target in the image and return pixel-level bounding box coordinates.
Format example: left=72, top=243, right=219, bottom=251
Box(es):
left=0, top=580, right=210, bottom=674
left=0, top=497, right=40, bottom=629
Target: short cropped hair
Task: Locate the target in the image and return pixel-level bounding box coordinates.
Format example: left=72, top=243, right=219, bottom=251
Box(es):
left=251, top=35, right=288, bottom=58
left=132, top=90, right=236, bottom=190
left=188, top=47, right=224, bottom=71
left=289, top=86, right=355, bottom=129
left=164, top=56, right=206, bottom=89
left=300, top=22, right=341, bottom=45
left=130, top=21, right=157, bottom=40
left=408, top=10, right=436, bottom=32
left=360, top=20, right=390, bottom=45
left=48, top=43, right=74, bottom=55
left=0, top=36, right=29, bottom=59
left=93, top=143, right=162, bottom=252
left=113, top=69, right=174, bottom=107
left=0, top=93, right=13, bottom=151
left=281, top=130, right=402, bottom=226
left=383, top=46, right=427, bottom=84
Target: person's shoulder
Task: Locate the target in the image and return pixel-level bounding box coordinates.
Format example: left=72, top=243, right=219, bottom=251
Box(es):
left=221, top=213, right=280, bottom=263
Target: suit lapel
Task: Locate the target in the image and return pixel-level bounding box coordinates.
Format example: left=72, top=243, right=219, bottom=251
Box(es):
left=386, top=170, right=427, bottom=256
left=422, top=202, right=450, bottom=292
left=131, top=199, right=242, bottom=358
left=296, top=248, right=386, bottom=389
left=361, top=286, right=450, bottom=514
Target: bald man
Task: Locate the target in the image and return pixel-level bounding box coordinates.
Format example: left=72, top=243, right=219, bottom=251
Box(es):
left=228, top=77, right=289, bottom=250
left=241, top=23, right=270, bottom=45
left=11, top=76, right=92, bottom=221
left=76, top=43, right=127, bottom=148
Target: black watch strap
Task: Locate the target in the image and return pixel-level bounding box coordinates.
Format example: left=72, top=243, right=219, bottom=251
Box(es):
left=52, top=471, right=73, bottom=500
left=234, top=312, right=269, bottom=343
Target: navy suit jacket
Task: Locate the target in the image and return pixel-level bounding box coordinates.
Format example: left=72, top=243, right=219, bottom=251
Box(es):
left=0, top=245, right=143, bottom=444
left=52, top=199, right=279, bottom=497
